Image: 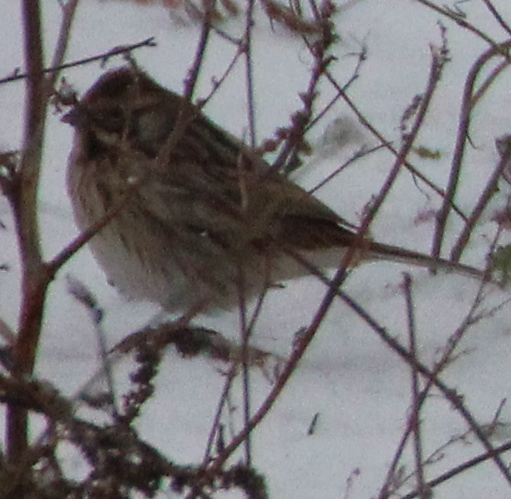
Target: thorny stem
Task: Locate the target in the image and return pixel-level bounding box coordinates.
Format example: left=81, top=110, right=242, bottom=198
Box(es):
left=272, top=3, right=336, bottom=174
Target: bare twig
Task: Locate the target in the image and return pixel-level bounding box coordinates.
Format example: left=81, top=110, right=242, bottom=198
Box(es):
left=272, top=3, right=337, bottom=174
left=450, top=136, right=511, bottom=261
left=323, top=64, right=468, bottom=223
left=183, top=1, right=214, bottom=100
left=482, top=0, right=511, bottom=37
left=403, top=274, right=428, bottom=498
left=289, top=250, right=511, bottom=495
left=0, top=37, right=157, bottom=87
left=361, top=40, right=449, bottom=231
left=47, top=177, right=144, bottom=275
left=66, top=276, right=118, bottom=416
left=239, top=0, right=258, bottom=466
left=306, top=41, right=367, bottom=133
left=201, top=366, right=237, bottom=464
left=432, top=40, right=511, bottom=263
left=309, top=144, right=386, bottom=196
left=401, top=440, right=511, bottom=499
left=244, top=0, right=257, bottom=148
left=197, top=44, right=244, bottom=106
left=416, top=0, right=501, bottom=47
left=46, top=0, right=80, bottom=89
left=338, top=290, right=511, bottom=488
left=471, top=58, right=510, bottom=107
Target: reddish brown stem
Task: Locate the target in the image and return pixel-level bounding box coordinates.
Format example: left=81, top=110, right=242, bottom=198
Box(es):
left=7, top=0, right=47, bottom=472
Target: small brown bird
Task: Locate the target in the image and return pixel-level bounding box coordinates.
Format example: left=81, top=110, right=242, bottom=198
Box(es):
left=65, top=66, right=483, bottom=314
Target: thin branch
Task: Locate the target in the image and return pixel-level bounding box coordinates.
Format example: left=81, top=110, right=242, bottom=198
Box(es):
left=183, top=1, right=214, bottom=100
left=338, top=290, right=511, bottom=488
left=471, top=58, right=510, bottom=107
left=403, top=274, right=427, bottom=498
left=432, top=40, right=511, bottom=262
left=305, top=42, right=366, bottom=134
left=450, top=136, right=511, bottom=261
left=244, top=0, right=257, bottom=148
left=240, top=0, right=257, bottom=465
left=363, top=42, right=448, bottom=229
left=401, top=440, right=511, bottom=499
left=0, top=317, right=15, bottom=345
left=46, top=0, right=81, bottom=89
left=308, top=144, right=386, bottom=196
left=482, top=0, right=511, bottom=37
left=289, top=250, right=511, bottom=493
left=416, top=0, right=501, bottom=47
left=272, top=4, right=337, bottom=174
left=237, top=264, right=253, bottom=465
left=0, top=37, right=157, bottom=86
left=47, top=176, right=144, bottom=276
left=66, top=276, right=118, bottom=417
left=323, top=66, right=468, bottom=223
left=197, top=44, right=244, bottom=106
left=201, top=366, right=237, bottom=464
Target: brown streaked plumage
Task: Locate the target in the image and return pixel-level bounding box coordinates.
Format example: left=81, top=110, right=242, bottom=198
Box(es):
left=66, top=66, right=483, bottom=313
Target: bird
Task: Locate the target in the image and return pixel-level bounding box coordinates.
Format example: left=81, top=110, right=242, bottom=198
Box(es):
left=65, top=65, right=484, bottom=315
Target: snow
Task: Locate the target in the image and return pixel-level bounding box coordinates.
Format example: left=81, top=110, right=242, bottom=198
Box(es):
left=1, top=0, right=511, bottom=497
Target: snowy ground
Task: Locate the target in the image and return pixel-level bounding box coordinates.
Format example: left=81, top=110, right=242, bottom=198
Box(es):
left=2, top=0, right=511, bottom=497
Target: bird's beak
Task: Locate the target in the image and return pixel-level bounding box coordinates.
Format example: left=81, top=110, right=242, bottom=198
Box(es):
left=62, top=106, right=83, bottom=127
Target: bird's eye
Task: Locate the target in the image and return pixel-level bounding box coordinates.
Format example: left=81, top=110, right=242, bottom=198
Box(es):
left=93, top=107, right=126, bottom=133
